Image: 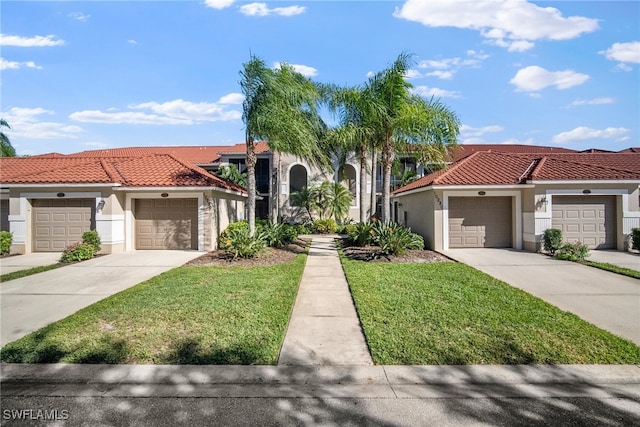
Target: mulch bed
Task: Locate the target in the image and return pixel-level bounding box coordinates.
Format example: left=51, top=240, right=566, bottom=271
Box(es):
left=185, top=236, right=451, bottom=267
left=185, top=238, right=310, bottom=267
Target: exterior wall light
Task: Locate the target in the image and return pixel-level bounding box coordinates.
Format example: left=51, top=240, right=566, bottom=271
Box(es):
left=57, top=193, right=65, bottom=198
left=478, top=191, right=486, bottom=196
left=161, top=193, right=169, bottom=198
left=583, top=189, right=591, bottom=194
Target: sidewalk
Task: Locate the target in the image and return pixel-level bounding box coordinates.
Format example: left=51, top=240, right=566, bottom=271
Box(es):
left=278, top=236, right=373, bottom=365
left=0, top=252, right=61, bottom=275
left=2, top=363, right=639, bottom=425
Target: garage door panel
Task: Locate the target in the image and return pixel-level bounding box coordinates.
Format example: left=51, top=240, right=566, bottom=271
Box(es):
left=552, top=195, right=615, bottom=249
left=449, top=197, right=512, bottom=248
left=135, top=199, right=197, bottom=250
left=32, top=199, right=94, bottom=252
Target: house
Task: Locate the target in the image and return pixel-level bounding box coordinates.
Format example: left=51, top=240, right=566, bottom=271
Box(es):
left=391, top=150, right=640, bottom=252
left=0, top=152, right=246, bottom=254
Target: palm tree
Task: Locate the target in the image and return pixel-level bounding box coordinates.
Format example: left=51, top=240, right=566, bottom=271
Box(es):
left=328, top=182, right=353, bottom=222
left=324, top=85, right=380, bottom=222
left=240, top=55, right=331, bottom=235
left=1, top=119, right=16, bottom=157
left=367, top=53, right=460, bottom=220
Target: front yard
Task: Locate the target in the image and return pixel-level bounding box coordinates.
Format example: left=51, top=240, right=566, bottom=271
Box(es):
left=0, top=254, right=306, bottom=364
left=341, top=258, right=640, bottom=365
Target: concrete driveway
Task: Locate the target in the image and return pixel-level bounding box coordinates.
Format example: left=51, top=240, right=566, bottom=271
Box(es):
left=442, top=249, right=640, bottom=346
left=0, top=252, right=62, bottom=274
left=1, top=251, right=202, bottom=346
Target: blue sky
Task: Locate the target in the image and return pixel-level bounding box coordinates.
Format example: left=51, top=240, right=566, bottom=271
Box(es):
left=1, top=0, right=639, bottom=156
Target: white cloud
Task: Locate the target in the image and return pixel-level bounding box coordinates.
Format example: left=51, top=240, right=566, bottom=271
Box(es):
left=460, top=124, right=504, bottom=139
left=70, top=99, right=241, bottom=125
left=569, top=97, right=615, bottom=107
left=83, top=141, right=110, bottom=149
left=366, top=71, right=375, bottom=78
left=68, top=12, right=90, bottom=21
left=0, top=34, right=65, bottom=47
left=1, top=107, right=82, bottom=139
left=552, top=126, right=630, bottom=144
left=274, top=62, right=318, bottom=77
left=0, top=57, right=42, bottom=70
left=127, top=40, right=137, bottom=45
left=204, top=0, right=236, bottom=9
left=417, top=50, right=489, bottom=80
left=510, top=66, right=589, bottom=93
left=411, top=85, right=462, bottom=99
left=218, top=93, right=244, bottom=105
left=404, top=69, right=422, bottom=79
left=240, top=2, right=306, bottom=17
left=599, top=41, right=640, bottom=70
left=394, top=0, right=598, bottom=52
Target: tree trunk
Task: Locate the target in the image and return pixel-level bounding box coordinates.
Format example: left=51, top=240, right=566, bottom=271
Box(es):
left=369, top=148, right=377, bottom=219
left=246, top=136, right=257, bottom=235
left=358, top=144, right=368, bottom=223
left=381, top=137, right=394, bottom=221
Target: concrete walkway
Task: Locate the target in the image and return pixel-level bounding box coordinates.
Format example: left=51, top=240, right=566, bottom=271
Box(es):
left=1, top=250, right=202, bottom=346
left=0, top=252, right=62, bottom=274
left=443, top=249, right=640, bottom=346
left=588, top=249, right=640, bottom=271
left=278, top=236, right=373, bottom=366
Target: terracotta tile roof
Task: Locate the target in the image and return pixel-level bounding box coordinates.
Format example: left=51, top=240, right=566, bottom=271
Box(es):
left=0, top=155, right=246, bottom=193
left=394, top=151, right=640, bottom=194
left=218, top=141, right=270, bottom=154
left=68, top=146, right=230, bottom=165
left=449, top=144, right=577, bottom=161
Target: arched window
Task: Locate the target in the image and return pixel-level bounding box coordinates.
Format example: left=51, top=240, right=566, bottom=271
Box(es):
left=339, top=164, right=357, bottom=206
left=289, top=164, right=308, bottom=194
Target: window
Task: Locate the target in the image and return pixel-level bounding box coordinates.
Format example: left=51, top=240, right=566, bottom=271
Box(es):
left=339, top=164, right=357, bottom=206
left=289, top=164, right=308, bottom=194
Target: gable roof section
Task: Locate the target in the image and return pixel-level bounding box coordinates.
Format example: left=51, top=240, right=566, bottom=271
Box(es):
left=449, top=144, right=577, bottom=161
left=68, top=146, right=230, bottom=165
left=0, top=155, right=246, bottom=193
left=393, top=151, right=640, bottom=195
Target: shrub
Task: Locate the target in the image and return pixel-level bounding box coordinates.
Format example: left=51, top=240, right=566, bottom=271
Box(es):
left=82, top=230, right=101, bottom=253
left=543, top=228, right=563, bottom=255
left=60, top=242, right=96, bottom=263
left=347, top=221, right=375, bottom=246
left=632, top=228, right=640, bottom=251
left=258, top=222, right=297, bottom=248
left=371, top=220, right=424, bottom=256
left=0, top=231, right=12, bottom=255
left=311, top=218, right=338, bottom=234
left=555, top=241, right=590, bottom=262
left=218, top=222, right=265, bottom=259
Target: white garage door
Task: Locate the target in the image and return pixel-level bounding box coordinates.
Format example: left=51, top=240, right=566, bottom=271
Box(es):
left=32, top=199, right=94, bottom=252
left=449, top=197, right=512, bottom=248
left=552, top=195, right=616, bottom=249
left=135, top=199, right=198, bottom=250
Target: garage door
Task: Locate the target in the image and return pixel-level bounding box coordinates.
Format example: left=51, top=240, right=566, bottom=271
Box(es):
left=135, top=199, right=198, bottom=250
left=32, top=199, right=94, bottom=251
left=1, top=199, right=8, bottom=232
left=552, top=195, right=615, bottom=249
left=449, top=197, right=512, bottom=248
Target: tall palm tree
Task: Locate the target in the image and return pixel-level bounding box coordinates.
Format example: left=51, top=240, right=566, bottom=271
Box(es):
left=367, top=53, right=460, bottom=220
left=1, top=119, right=16, bottom=157
left=240, top=55, right=331, bottom=234
left=325, top=85, right=381, bottom=222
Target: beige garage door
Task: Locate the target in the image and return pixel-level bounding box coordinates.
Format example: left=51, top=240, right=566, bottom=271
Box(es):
left=135, top=199, right=198, bottom=250
left=32, top=199, right=94, bottom=251
left=552, top=195, right=616, bottom=249
left=449, top=197, right=512, bottom=248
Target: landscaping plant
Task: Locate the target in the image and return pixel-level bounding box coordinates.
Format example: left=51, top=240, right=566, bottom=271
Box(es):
left=632, top=227, right=640, bottom=251
left=60, top=242, right=96, bottom=263
left=371, top=220, right=424, bottom=256
left=218, top=222, right=266, bottom=259
left=543, top=228, right=563, bottom=255
left=82, top=230, right=101, bottom=253
left=0, top=231, right=12, bottom=255
left=555, top=241, right=590, bottom=262
left=311, top=218, right=338, bottom=234
left=347, top=221, right=375, bottom=246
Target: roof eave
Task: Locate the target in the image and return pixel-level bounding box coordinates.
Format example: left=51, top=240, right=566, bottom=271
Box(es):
left=0, top=183, right=122, bottom=188
left=393, top=183, right=536, bottom=197
left=527, top=179, right=640, bottom=185
left=113, top=186, right=247, bottom=197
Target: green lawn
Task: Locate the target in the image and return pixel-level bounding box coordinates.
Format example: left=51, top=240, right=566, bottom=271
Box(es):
left=0, top=255, right=306, bottom=364
left=583, top=261, right=640, bottom=279
left=0, top=264, right=61, bottom=283
left=342, top=258, right=640, bottom=365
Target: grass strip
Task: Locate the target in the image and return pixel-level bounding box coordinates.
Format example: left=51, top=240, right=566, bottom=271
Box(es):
left=0, top=254, right=306, bottom=364
left=583, top=261, right=640, bottom=280
left=342, top=258, right=640, bottom=365
left=0, top=264, right=62, bottom=283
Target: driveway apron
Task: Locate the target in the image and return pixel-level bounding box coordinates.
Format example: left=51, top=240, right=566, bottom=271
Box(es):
left=1, top=251, right=202, bottom=346
left=279, top=236, right=373, bottom=365
left=443, top=249, right=640, bottom=346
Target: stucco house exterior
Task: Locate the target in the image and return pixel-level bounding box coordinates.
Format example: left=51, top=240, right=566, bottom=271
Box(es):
left=0, top=152, right=246, bottom=254
left=391, top=149, right=640, bottom=252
